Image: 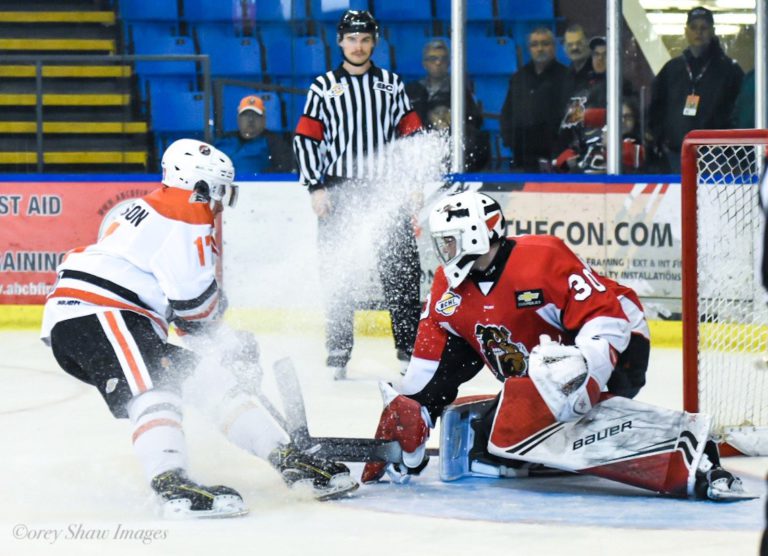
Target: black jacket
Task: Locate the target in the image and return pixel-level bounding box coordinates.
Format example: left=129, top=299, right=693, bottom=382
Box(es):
left=648, top=39, right=744, bottom=152
left=405, top=77, right=483, bottom=129
left=500, top=60, right=570, bottom=170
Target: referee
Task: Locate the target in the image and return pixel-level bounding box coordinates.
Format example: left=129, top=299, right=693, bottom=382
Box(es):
left=293, top=10, right=423, bottom=380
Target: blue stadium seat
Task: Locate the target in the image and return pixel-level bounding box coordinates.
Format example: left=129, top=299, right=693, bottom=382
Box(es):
left=255, top=0, right=308, bottom=22
left=497, top=0, right=554, bottom=20
left=257, top=23, right=293, bottom=47
left=329, top=37, right=391, bottom=69
left=376, top=1, right=431, bottom=22
left=134, top=34, right=198, bottom=76
left=435, top=0, right=492, bottom=21
left=150, top=89, right=206, bottom=132
left=197, top=27, right=263, bottom=78
left=127, top=22, right=181, bottom=52
left=312, top=0, right=370, bottom=22
left=120, top=0, right=179, bottom=21
left=137, top=76, right=197, bottom=108
left=221, top=86, right=284, bottom=132
left=467, top=36, right=517, bottom=75
left=384, top=22, right=431, bottom=54
left=265, top=36, right=327, bottom=76
left=285, top=90, right=307, bottom=130
left=473, top=76, right=509, bottom=130
left=184, top=0, right=248, bottom=22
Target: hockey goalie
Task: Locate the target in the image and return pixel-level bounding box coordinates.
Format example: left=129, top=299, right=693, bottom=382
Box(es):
left=40, top=139, right=358, bottom=518
left=362, top=189, right=751, bottom=501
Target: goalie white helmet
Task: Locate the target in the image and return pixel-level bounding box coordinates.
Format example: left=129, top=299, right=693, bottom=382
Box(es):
left=429, top=190, right=506, bottom=288
left=161, top=138, right=238, bottom=208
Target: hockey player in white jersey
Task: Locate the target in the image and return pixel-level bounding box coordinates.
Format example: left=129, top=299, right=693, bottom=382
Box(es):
left=41, top=139, right=358, bottom=518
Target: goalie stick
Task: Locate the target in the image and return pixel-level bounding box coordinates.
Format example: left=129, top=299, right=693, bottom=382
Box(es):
left=244, top=358, right=436, bottom=463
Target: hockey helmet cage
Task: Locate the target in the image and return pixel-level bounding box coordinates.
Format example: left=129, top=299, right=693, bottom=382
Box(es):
left=161, top=138, right=238, bottom=208
left=337, top=10, right=379, bottom=43
left=428, top=191, right=506, bottom=288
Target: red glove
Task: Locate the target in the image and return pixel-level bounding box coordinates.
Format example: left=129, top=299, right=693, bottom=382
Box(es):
left=361, top=382, right=430, bottom=483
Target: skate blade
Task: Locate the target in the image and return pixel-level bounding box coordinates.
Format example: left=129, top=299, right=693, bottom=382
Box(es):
left=160, top=495, right=250, bottom=519
left=707, top=489, right=759, bottom=502
left=291, top=475, right=360, bottom=501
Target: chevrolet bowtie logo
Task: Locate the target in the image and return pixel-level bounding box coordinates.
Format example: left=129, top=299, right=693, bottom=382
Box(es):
left=518, top=291, right=540, bottom=302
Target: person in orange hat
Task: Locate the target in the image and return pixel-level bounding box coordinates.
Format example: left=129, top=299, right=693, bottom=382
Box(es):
left=215, top=94, right=295, bottom=175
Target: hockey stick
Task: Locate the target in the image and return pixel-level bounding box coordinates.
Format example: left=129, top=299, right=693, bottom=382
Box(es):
left=269, top=357, right=441, bottom=463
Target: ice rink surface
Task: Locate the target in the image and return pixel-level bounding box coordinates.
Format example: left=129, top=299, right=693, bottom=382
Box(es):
left=2, top=329, right=766, bottom=555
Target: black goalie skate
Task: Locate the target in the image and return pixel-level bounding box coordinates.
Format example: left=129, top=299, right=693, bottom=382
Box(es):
left=151, top=469, right=248, bottom=518
left=694, top=467, right=756, bottom=501
left=269, top=444, right=359, bottom=501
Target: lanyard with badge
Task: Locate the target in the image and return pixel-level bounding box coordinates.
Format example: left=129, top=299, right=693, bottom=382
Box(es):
left=683, top=58, right=710, bottom=117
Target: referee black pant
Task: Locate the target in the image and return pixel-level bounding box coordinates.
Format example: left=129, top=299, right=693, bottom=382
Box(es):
left=317, top=179, right=421, bottom=365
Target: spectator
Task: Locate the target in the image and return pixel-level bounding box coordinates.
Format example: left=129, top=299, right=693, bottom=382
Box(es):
left=500, top=27, right=570, bottom=171
left=425, top=104, right=490, bottom=171
left=554, top=98, right=645, bottom=173
left=405, top=38, right=483, bottom=129
left=215, top=94, right=296, bottom=175
left=647, top=6, right=743, bottom=172
left=563, top=24, right=592, bottom=97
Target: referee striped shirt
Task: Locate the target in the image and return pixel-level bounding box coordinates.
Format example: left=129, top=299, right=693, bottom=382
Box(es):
left=293, top=63, right=422, bottom=188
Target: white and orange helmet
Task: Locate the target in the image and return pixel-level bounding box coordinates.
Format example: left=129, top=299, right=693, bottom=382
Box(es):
left=428, top=191, right=506, bottom=288
left=161, top=138, right=238, bottom=207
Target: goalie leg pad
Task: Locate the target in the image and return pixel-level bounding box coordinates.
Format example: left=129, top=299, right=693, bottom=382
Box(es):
left=488, top=395, right=712, bottom=497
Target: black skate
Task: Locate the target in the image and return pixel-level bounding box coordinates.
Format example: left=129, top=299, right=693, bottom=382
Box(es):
left=269, top=444, right=359, bottom=501
left=694, top=467, right=757, bottom=501
left=151, top=469, right=248, bottom=518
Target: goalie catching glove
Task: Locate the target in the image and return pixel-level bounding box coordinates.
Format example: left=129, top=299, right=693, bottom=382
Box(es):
left=361, top=382, right=431, bottom=484
left=528, top=335, right=601, bottom=422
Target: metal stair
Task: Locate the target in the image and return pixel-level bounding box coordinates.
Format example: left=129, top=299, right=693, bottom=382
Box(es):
left=0, top=1, right=149, bottom=172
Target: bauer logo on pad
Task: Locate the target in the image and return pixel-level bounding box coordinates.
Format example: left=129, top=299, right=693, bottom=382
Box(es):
left=516, top=289, right=544, bottom=308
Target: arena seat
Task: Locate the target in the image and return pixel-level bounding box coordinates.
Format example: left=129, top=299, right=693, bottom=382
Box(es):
left=497, top=0, right=554, bottom=20
left=197, top=26, right=264, bottom=78
left=375, top=1, right=432, bottom=22
left=255, top=0, right=308, bottom=22
left=150, top=89, right=206, bottom=132
left=183, top=0, right=248, bottom=22
left=265, top=35, right=327, bottom=76
left=311, top=0, right=369, bottom=21
left=473, top=76, right=510, bottom=131
left=467, top=36, right=517, bottom=75
left=119, top=0, right=179, bottom=21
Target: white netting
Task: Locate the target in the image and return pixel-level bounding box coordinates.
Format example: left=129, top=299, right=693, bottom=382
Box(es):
left=694, top=143, right=768, bottom=452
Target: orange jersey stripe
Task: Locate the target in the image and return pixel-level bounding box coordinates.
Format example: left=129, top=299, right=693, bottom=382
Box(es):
left=132, top=418, right=183, bottom=443
left=143, top=186, right=214, bottom=226
left=49, top=287, right=168, bottom=334
left=104, top=311, right=148, bottom=393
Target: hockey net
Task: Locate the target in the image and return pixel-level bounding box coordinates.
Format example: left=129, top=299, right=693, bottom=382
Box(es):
left=682, top=129, right=768, bottom=456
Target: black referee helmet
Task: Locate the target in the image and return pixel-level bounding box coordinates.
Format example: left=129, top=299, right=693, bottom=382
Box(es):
left=337, top=10, right=379, bottom=43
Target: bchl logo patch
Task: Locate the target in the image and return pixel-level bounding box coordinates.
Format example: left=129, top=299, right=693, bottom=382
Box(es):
left=327, top=83, right=348, bottom=98
left=435, top=291, right=462, bottom=316
left=374, top=81, right=394, bottom=94
left=516, top=289, right=544, bottom=308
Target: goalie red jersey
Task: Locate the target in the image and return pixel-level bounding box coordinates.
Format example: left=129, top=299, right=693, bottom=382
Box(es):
left=401, top=234, right=649, bottom=415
